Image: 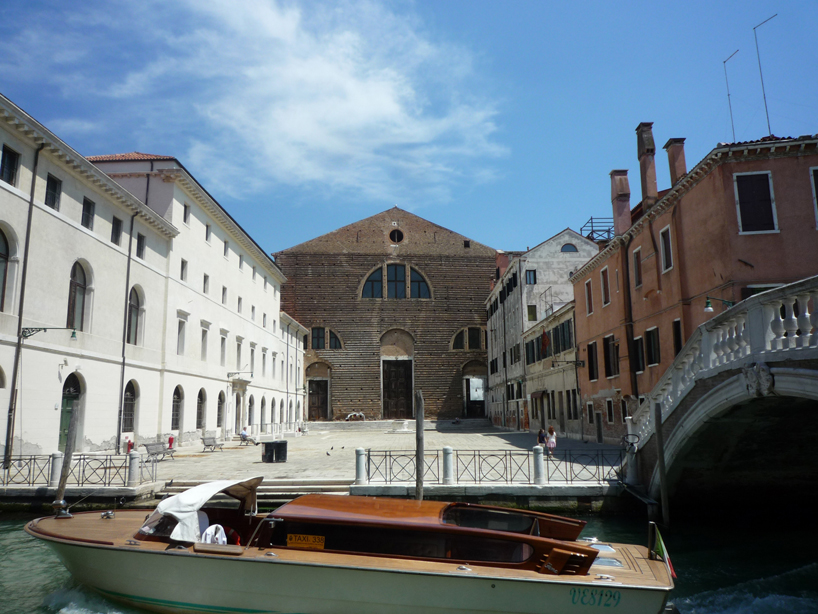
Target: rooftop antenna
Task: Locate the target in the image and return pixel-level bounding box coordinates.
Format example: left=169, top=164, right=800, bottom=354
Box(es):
left=753, top=14, right=777, bottom=137
left=723, top=49, right=739, bottom=142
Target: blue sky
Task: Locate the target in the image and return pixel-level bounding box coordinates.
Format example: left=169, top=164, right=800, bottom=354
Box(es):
left=1, top=0, right=816, bottom=253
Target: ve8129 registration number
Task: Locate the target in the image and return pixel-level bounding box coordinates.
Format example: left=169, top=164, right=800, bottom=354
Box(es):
left=569, top=588, right=621, bottom=607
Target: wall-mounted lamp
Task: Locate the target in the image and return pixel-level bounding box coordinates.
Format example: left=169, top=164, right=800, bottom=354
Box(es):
left=703, top=297, right=735, bottom=313
left=23, top=327, right=77, bottom=339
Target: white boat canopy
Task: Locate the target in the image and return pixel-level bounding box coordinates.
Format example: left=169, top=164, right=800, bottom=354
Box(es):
left=155, top=476, right=263, bottom=543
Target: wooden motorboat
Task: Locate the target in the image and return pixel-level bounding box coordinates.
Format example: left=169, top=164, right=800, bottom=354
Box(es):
left=25, top=477, right=674, bottom=614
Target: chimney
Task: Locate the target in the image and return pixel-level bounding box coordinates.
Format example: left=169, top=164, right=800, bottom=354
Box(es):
left=610, top=170, right=631, bottom=236
left=664, top=138, right=687, bottom=186
left=636, top=122, right=658, bottom=209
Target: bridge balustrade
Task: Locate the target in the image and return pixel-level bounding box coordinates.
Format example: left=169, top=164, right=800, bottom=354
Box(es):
left=631, top=275, right=818, bottom=444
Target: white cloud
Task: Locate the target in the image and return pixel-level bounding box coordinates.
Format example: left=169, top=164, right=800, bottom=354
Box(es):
left=0, top=0, right=506, bottom=205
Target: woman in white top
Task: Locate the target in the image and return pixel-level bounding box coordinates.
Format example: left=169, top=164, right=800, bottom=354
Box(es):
left=546, top=426, right=557, bottom=456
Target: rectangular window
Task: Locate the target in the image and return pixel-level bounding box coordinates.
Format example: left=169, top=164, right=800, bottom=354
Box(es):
left=224, top=240, right=229, bottom=257
left=601, top=267, right=610, bottom=306
left=250, top=347, right=255, bottom=374
left=264, top=276, right=268, bottom=290
left=263, top=313, right=267, bottom=328
left=660, top=226, right=673, bottom=272
left=220, top=335, right=227, bottom=366
left=251, top=305, right=256, bottom=321
left=206, top=224, right=211, bottom=242
left=1, top=145, right=20, bottom=186
left=236, top=341, right=242, bottom=370
left=603, top=335, right=620, bottom=378
left=606, top=399, right=614, bottom=423
left=111, top=216, right=123, bottom=246
left=621, top=399, right=629, bottom=422
left=237, top=296, right=242, bottom=313
left=81, top=198, right=95, bottom=230
left=239, top=255, right=244, bottom=270
left=468, top=327, right=481, bottom=350
left=222, top=286, right=227, bottom=305
left=201, top=328, right=208, bottom=361
left=312, top=327, right=325, bottom=349
left=673, top=319, right=683, bottom=356
left=387, top=264, right=406, bottom=299
left=525, top=269, right=537, bottom=285
left=588, top=403, right=594, bottom=424
left=735, top=172, right=777, bottom=232
left=136, top=233, right=146, bottom=259
left=45, top=174, right=61, bottom=210
left=571, top=390, right=578, bottom=420
left=646, top=328, right=661, bottom=366
left=183, top=203, right=191, bottom=225
left=527, top=305, right=537, bottom=321
left=587, top=341, right=598, bottom=381
left=180, top=259, right=188, bottom=281
left=633, top=248, right=642, bottom=288
left=585, top=280, right=594, bottom=315
left=176, top=320, right=186, bottom=356
left=633, top=337, right=645, bottom=373
left=252, top=266, right=256, bottom=280
left=203, top=274, right=209, bottom=294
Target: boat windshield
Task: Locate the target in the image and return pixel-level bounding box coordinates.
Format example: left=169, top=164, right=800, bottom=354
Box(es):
left=137, top=509, right=178, bottom=539
left=442, top=506, right=537, bottom=535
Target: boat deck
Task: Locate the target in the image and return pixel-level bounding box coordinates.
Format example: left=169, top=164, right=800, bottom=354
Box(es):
left=27, top=510, right=672, bottom=590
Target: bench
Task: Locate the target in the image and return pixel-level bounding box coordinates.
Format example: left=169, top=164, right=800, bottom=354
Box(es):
left=143, top=442, right=175, bottom=461
left=239, top=433, right=257, bottom=446
left=202, top=436, right=224, bottom=452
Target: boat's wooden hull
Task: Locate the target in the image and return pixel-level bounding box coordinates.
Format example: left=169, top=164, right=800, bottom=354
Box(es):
left=44, top=539, right=670, bottom=614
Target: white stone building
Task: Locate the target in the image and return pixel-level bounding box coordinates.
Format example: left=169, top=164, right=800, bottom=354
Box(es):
left=486, top=229, right=597, bottom=430
left=0, top=93, right=304, bottom=458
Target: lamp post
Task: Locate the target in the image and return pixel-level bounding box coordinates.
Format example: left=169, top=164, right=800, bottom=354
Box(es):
left=703, top=297, right=735, bottom=313
left=3, top=327, right=77, bottom=469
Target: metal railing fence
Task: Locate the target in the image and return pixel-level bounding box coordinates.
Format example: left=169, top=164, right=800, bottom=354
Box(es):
left=1, top=453, right=156, bottom=487
left=366, top=448, right=624, bottom=485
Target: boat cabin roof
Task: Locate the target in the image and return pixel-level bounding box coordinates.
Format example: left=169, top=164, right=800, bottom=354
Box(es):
left=274, top=494, right=449, bottom=526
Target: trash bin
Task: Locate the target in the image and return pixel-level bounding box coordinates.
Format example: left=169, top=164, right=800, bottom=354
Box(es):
left=262, top=440, right=288, bottom=463
left=273, top=440, right=288, bottom=463
left=262, top=441, right=277, bottom=463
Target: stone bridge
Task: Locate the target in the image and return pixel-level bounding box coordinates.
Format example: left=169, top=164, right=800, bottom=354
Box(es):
left=628, top=275, right=818, bottom=513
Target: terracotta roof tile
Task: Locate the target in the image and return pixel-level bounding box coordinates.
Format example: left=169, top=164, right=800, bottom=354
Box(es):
left=86, top=152, right=176, bottom=162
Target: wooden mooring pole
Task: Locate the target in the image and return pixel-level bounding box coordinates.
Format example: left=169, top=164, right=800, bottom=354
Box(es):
left=415, top=390, right=424, bottom=501
left=653, top=401, right=670, bottom=527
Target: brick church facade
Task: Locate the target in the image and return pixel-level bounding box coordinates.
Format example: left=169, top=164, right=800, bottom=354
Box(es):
left=274, top=207, right=496, bottom=421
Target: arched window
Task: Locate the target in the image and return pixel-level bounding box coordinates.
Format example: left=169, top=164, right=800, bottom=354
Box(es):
left=279, top=399, right=284, bottom=423
left=453, top=330, right=465, bottom=350
left=362, top=268, right=382, bottom=298
left=0, top=228, right=9, bottom=312
left=67, top=262, right=87, bottom=331
left=217, top=392, right=225, bottom=427
left=410, top=268, right=430, bottom=299
left=127, top=287, right=140, bottom=345
left=387, top=264, right=405, bottom=298
left=123, top=381, right=137, bottom=432
left=260, top=398, right=266, bottom=431
left=248, top=396, right=255, bottom=425
left=561, top=243, right=578, bottom=252
left=196, top=389, right=206, bottom=429
left=329, top=330, right=342, bottom=349
left=172, top=386, right=183, bottom=430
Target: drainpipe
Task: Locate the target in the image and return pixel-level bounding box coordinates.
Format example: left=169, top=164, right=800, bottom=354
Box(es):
left=285, top=322, right=291, bottom=424
left=621, top=237, right=640, bottom=402
left=3, top=143, right=45, bottom=470
left=500, top=283, right=509, bottom=428
left=115, top=212, right=138, bottom=453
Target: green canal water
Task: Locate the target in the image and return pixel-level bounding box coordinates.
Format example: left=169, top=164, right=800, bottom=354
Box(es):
left=1, top=510, right=817, bottom=614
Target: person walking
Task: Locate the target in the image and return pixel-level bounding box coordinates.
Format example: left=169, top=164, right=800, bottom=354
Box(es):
left=537, top=428, right=546, bottom=446
left=546, top=426, right=557, bottom=457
